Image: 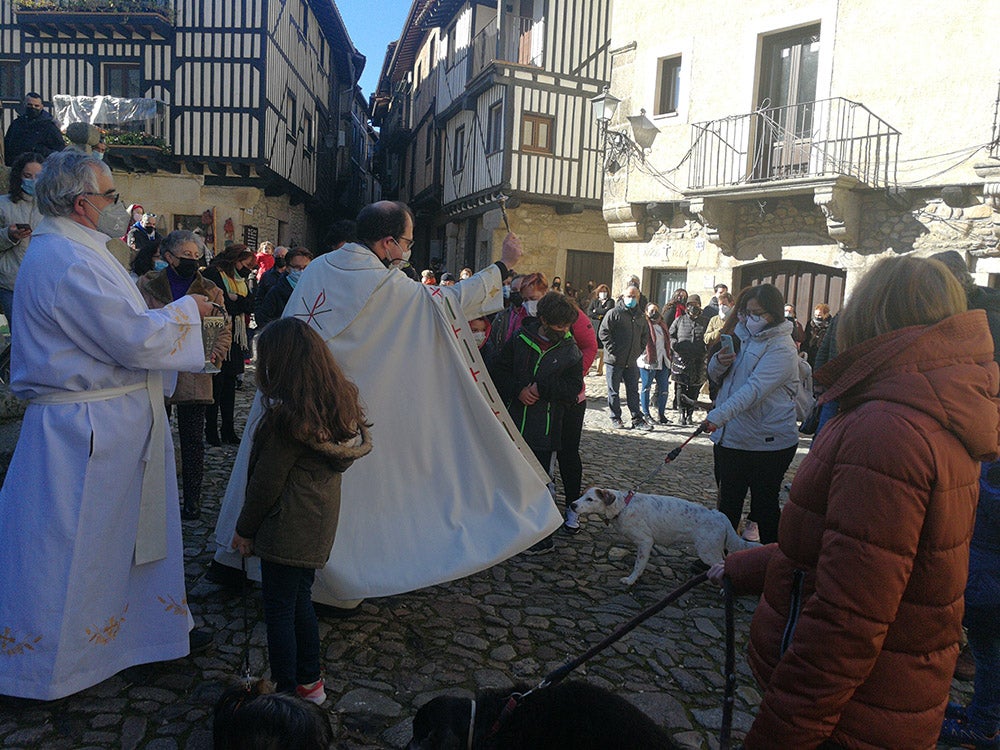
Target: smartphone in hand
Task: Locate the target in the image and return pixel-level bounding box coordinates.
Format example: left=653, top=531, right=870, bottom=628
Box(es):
left=720, top=333, right=734, bottom=355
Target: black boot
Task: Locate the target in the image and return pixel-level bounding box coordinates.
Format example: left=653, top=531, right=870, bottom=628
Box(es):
left=180, top=500, right=200, bottom=521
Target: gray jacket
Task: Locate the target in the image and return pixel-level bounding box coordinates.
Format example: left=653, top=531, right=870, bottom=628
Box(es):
left=706, top=319, right=800, bottom=451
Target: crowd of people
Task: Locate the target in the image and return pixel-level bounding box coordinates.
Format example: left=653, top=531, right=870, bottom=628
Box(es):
left=0, top=104, right=997, bottom=749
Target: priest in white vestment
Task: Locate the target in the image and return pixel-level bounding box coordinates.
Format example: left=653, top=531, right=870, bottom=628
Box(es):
left=0, top=151, right=216, bottom=701
left=213, top=201, right=562, bottom=603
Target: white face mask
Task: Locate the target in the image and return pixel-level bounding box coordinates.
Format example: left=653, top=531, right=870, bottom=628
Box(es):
left=87, top=199, right=131, bottom=239
left=472, top=330, right=487, bottom=347
left=719, top=304, right=731, bottom=318
left=598, top=292, right=608, bottom=301
left=522, top=299, right=538, bottom=317
left=745, top=314, right=768, bottom=335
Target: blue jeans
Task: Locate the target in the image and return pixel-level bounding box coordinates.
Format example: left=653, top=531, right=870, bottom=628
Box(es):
left=260, top=560, right=320, bottom=693
left=605, top=363, right=641, bottom=422
left=639, top=367, right=670, bottom=417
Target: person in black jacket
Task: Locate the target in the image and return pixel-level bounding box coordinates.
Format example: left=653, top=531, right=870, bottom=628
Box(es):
left=4, top=93, right=65, bottom=166
left=599, top=284, right=651, bottom=430
left=127, top=213, right=164, bottom=258
left=255, top=247, right=313, bottom=329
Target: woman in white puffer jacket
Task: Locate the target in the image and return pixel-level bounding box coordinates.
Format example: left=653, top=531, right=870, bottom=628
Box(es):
left=703, top=283, right=800, bottom=544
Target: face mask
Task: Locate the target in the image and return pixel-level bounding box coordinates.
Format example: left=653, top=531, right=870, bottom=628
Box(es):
left=719, top=304, right=731, bottom=318
left=286, top=269, right=303, bottom=288
left=523, top=299, right=538, bottom=317
left=624, top=298, right=638, bottom=309
left=25, top=108, right=40, bottom=119
left=598, top=292, right=608, bottom=301
left=153, top=259, right=169, bottom=272
left=785, top=314, right=795, bottom=321
left=503, top=285, right=511, bottom=299
left=93, top=151, right=104, bottom=161
left=238, top=266, right=253, bottom=278
left=20, top=178, right=36, bottom=196
left=472, top=330, right=487, bottom=347
left=745, top=314, right=768, bottom=335
left=813, top=314, right=824, bottom=322
left=144, top=225, right=156, bottom=236
left=689, top=307, right=702, bottom=317
left=648, top=312, right=660, bottom=321
left=509, top=291, right=522, bottom=308
left=88, top=199, right=131, bottom=239
left=173, top=257, right=201, bottom=278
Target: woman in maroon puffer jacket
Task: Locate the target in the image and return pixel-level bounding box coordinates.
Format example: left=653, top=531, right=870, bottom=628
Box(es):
left=710, top=255, right=1000, bottom=749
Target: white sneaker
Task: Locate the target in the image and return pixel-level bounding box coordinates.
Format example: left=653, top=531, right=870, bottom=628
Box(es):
left=564, top=509, right=580, bottom=529
left=742, top=521, right=760, bottom=543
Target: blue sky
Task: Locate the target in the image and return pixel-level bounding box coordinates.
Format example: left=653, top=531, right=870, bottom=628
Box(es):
left=337, top=1, right=412, bottom=101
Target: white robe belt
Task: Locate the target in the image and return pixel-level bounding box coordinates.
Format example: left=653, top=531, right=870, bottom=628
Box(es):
left=30, top=370, right=168, bottom=565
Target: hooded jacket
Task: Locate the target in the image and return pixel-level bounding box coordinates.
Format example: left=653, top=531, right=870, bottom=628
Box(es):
left=706, top=318, right=800, bottom=451
left=238, top=423, right=373, bottom=568
left=598, top=299, right=648, bottom=365
left=724, top=311, right=1000, bottom=749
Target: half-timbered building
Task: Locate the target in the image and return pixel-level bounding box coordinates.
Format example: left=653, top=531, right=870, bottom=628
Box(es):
left=601, top=0, right=1000, bottom=315
left=0, top=0, right=372, bottom=252
left=372, top=0, right=615, bottom=287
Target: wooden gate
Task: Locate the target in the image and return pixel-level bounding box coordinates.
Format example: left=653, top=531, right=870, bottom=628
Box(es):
left=734, top=260, right=845, bottom=318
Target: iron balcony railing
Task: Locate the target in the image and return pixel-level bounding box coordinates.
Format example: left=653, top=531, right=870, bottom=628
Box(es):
left=689, top=97, right=899, bottom=190
left=470, top=15, right=545, bottom=79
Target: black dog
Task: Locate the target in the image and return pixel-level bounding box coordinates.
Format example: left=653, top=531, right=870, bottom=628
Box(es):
left=408, top=681, right=681, bottom=749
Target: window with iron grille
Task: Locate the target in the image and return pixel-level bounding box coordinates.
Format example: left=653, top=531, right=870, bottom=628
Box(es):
left=103, top=63, right=142, bottom=98
left=656, top=56, right=681, bottom=116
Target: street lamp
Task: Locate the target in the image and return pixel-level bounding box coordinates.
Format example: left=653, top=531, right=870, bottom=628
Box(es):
left=590, top=86, right=659, bottom=174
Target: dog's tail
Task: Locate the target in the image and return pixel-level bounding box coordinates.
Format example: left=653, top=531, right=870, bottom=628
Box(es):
left=724, top=523, right=760, bottom=554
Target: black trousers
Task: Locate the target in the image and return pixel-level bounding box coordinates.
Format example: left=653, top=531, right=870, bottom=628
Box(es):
left=206, top=371, right=239, bottom=441
left=557, top=399, right=586, bottom=508
left=175, top=404, right=206, bottom=508
left=714, top=443, right=797, bottom=545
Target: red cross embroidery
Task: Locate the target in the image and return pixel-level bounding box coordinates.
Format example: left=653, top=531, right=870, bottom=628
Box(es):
left=469, top=367, right=481, bottom=382
left=293, top=290, right=332, bottom=329
left=430, top=287, right=443, bottom=298
left=452, top=324, right=463, bottom=337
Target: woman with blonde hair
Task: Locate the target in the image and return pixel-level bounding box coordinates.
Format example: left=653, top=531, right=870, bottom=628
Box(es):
left=709, top=255, right=1000, bottom=749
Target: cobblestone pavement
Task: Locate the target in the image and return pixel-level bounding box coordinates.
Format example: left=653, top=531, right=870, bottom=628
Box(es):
left=0, top=372, right=974, bottom=749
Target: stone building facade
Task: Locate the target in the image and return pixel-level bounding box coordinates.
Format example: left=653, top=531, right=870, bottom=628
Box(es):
left=600, top=0, right=1000, bottom=314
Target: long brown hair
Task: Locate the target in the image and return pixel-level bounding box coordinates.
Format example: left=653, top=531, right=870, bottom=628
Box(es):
left=838, top=255, right=967, bottom=352
left=254, top=318, right=368, bottom=444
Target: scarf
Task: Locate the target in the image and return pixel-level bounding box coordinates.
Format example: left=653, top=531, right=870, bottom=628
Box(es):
left=219, top=271, right=249, bottom=350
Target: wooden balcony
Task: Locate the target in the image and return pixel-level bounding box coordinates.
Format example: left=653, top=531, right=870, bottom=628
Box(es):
left=14, top=0, right=173, bottom=39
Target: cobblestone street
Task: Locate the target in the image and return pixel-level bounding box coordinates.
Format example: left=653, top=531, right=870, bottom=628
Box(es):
left=0, top=371, right=975, bottom=749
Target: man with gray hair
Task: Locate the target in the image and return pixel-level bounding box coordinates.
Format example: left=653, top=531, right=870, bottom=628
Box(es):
left=0, top=150, right=216, bottom=700
left=599, top=283, right=651, bottom=430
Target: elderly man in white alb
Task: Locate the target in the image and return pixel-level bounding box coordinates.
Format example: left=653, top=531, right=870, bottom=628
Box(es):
left=213, top=200, right=562, bottom=608
left=0, top=150, right=216, bottom=701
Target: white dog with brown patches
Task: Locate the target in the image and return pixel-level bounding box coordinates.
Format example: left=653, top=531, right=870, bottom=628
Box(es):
left=570, top=487, right=758, bottom=586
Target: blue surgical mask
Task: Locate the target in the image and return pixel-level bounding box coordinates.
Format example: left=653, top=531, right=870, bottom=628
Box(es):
left=287, top=269, right=303, bottom=288
left=624, top=298, right=638, bottom=309
left=20, top=178, right=36, bottom=196
left=745, top=314, right=768, bottom=335
left=153, top=259, right=168, bottom=271
left=503, top=284, right=511, bottom=299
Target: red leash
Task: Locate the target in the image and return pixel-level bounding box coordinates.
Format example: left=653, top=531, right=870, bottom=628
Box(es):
left=621, top=424, right=708, bottom=509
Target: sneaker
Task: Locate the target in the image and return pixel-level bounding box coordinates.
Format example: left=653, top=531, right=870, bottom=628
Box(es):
left=657, top=414, right=670, bottom=425
left=742, top=521, right=760, bottom=543
left=562, top=509, right=581, bottom=535
left=632, top=418, right=652, bottom=432
left=610, top=417, right=628, bottom=430
left=295, top=679, right=327, bottom=705
left=524, top=536, right=555, bottom=555
left=206, top=560, right=248, bottom=590
left=939, top=716, right=1000, bottom=749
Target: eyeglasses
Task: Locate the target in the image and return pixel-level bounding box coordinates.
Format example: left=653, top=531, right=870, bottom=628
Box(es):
left=394, top=236, right=415, bottom=252
left=83, top=190, right=120, bottom=204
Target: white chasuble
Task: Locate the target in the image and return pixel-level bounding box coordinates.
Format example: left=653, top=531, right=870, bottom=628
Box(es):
left=213, top=244, right=561, bottom=602
left=0, top=217, right=205, bottom=700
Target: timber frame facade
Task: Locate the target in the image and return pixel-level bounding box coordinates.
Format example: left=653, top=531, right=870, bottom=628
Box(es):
left=0, top=0, right=374, bottom=251
left=373, top=0, right=615, bottom=288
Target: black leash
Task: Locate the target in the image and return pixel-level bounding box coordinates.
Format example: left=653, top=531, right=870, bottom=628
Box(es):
left=720, top=576, right=736, bottom=750
left=240, top=557, right=253, bottom=689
